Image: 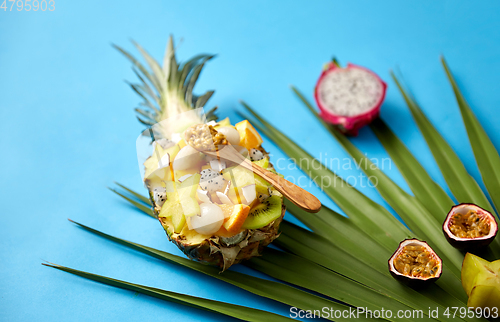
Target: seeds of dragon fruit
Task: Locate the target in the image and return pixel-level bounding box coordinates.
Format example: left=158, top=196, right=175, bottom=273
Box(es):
left=153, top=187, right=167, bottom=207
left=314, top=62, right=387, bottom=135
left=249, top=148, right=264, bottom=161
left=199, top=168, right=226, bottom=193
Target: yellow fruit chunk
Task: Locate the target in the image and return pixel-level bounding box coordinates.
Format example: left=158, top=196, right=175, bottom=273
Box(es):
left=143, top=144, right=181, bottom=183
left=216, top=117, right=231, bottom=128
left=174, top=166, right=201, bottom=182
left=462, top=253, right=500, bottom=309
left=178, top=139, right=187, bottom=149
left=224, top=204, right=250, bottom=234
left=218, top=204, right=234, bottom=219
left=252, top=157, right=269, bottom=169
left=235, top=120, right=263, bottom=150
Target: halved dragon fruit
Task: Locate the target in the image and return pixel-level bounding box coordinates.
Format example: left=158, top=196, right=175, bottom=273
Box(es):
left=314, top=61, right=387, bottom=135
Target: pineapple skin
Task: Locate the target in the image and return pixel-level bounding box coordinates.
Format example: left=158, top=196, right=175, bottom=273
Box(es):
left=159, top=207, right=284, bottom=271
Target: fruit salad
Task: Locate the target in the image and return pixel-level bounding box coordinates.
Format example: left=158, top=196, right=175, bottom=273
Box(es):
left=143, top=118, right=284, bottom=270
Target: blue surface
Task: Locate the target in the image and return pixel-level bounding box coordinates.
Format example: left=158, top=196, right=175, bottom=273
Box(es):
left=2, top=1, right=500, bottom=320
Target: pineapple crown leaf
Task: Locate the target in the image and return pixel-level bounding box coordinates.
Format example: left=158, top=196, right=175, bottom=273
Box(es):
left=115, top=35, right=217, bottom=128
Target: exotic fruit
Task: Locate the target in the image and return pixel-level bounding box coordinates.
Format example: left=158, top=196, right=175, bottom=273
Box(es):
left=121, top=37, right=285, bottom=270
left=388, top=239, right=442, bottom=287
left=314, top=60, right=387, bottom=135
left=443, top=204, right=498, bottom=250
left=461, top=253, right=500, bottom=309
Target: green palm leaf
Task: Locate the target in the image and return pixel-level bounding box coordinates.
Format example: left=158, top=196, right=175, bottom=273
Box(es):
left=390, top=72, right=493, bottom=213
left=441, top=57, right=500, bottom=216
left=392, top=70, right=500, bottom=256
left=68, top=220, right=353, bottom=321
left=113, top=182, right=152, bottom=205
left=239, top=102, right=411, bottom=253
left=43, top=263, right=293, bottom=322
left=108, top=187, right=154, bottom=218
left=288, top=88, right=465, bottom=276
left=239, top=103, right=472, bottom=301
left=369, top=118, right=454, bottom=221
left=109, top=185, right=484, bottom=321
left=277, top=222, right=470, bottom=312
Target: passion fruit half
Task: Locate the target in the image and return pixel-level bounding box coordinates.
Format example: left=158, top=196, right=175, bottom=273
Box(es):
left=443, top=204, right=498, bottom=250
left=388, top=239, right=442, bottom=287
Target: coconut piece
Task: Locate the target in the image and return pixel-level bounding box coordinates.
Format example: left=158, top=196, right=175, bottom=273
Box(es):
left=197, top=189, right=212, bottom=204
left=216, top=191, right=234, bottom=205
left=241, top=184, right=257, bottom=205
left=210, top=159, right=227, bottom=172
left=216, top=126, right=240, bottom=146
left=191, top=203, right=224, bottom=235
left=173, top=145, right=202, bottom=171
left=178, top=174, right=193, bottom=183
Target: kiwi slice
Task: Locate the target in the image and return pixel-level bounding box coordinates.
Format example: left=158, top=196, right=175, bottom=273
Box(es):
left=242, top=195, right=282, bottom=229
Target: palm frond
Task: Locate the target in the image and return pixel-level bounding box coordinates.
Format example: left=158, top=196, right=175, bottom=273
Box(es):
left=44, top=262, right=293, bottom=322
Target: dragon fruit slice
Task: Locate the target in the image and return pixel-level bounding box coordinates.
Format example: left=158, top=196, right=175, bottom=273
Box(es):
left=314, top=61, right=387, bottom=135
left=152, top=187, right=167, bottom=208
left=199, top=168, right=226, bottom=193
left=249, top=148, right=264, bottom=161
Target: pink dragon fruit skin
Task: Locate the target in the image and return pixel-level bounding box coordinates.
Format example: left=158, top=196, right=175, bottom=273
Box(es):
left=314, top=62, right=387, bottom=136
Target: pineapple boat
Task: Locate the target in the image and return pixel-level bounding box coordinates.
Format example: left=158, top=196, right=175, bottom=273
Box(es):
left=118, top=37, right=284, bottom=270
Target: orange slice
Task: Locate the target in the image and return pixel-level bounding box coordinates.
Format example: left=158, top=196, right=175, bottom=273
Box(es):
left=224, top=204, right=250, bottom=234
left=235, top=120, right=263, bottom=150
left=218, top=204, right=234, bottom=219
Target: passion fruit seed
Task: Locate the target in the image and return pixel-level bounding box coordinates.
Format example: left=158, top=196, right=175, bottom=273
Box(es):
left=393, top=245, right=440, bottom=279
left=449, top=210, right=491, bottom=239
left=185, top=124, right=227, bottom=151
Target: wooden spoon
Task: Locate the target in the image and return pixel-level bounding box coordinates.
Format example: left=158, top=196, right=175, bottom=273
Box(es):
left=203, top=145, right=321, bottom=213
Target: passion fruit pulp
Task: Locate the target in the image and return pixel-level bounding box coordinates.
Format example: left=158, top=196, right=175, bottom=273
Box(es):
left=443, top=204, right=498, bottom=250
left=388, top=239, right=442, bottom=287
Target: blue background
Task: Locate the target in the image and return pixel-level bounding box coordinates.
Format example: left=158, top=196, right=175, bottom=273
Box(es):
left=1, top=1, right=500, bottom=320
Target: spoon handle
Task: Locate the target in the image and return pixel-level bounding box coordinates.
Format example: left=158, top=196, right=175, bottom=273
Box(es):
left=205, top=146, right=322, bottom=213
left=248, top=159, right=321, bottom=213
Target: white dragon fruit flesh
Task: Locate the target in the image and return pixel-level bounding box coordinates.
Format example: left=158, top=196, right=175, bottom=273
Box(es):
left=153, top=187, right=167, bottom=207
left=199, top=169, right=226, bottom=193
left=314, top=61, right=387, bottom=135
left=249, top=148, right=264, bottom=161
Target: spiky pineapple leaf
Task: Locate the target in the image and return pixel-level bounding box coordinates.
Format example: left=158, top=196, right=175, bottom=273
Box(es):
left=113, top=44, right=160, bottom=93
left=178, top=54, right=213, bottom=92
left=43, top=263, right=293, bottom=322
left=132, top=40, right=166, bottom=92
left=289, top=88, right=464, bottom=277
left=117, top=36, right=217, bottom=131
left=185, top=56, right=215, bottom=106
left=69, top=220, right=351, bottom=321
left=195, top=91, right=215, bottom=110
